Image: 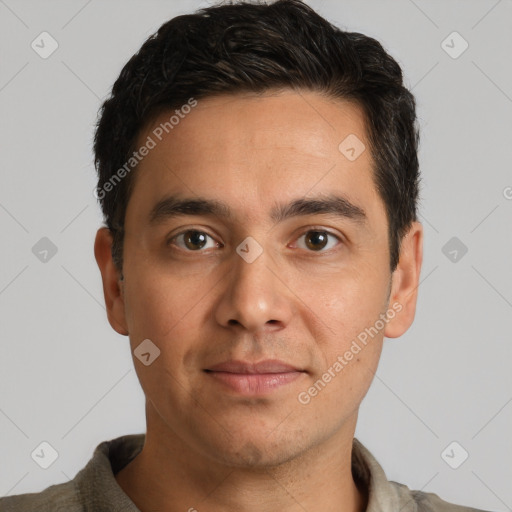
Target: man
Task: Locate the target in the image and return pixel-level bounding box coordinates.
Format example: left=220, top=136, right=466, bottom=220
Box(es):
left=0, top=1, right=491, bottom=511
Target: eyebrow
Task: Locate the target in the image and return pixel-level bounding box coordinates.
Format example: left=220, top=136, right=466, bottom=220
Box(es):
left=149, top=193, right=367, bottom=226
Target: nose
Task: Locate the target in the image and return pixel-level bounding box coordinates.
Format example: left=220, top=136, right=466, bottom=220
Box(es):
left=213, top=240, right=293, bottom=334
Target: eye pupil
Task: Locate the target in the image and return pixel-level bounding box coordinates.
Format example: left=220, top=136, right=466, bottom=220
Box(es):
left=184, top=230, right=207, bottom=250
left=305, top=231, right=328, bottom=251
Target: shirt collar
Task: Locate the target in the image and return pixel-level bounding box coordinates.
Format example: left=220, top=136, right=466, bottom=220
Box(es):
left=75, top=434, right=413, bottom=512
left=352, top=437, right=415, bottom=512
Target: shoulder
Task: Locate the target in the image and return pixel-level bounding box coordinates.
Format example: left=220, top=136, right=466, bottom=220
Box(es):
left=0, top=434, right=144, bottom=512
left=390, top=480, right=496, bottom=512
left=0, top=480, right=82, bottom=512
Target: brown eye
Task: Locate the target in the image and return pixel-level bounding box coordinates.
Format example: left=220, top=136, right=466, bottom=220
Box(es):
left=170, top=230, right=218, bottom=251
left=296, top=230, right=340, bottom=252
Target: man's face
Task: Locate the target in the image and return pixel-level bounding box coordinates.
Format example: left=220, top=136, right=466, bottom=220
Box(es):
left=103, top=90, right=415, bottom=467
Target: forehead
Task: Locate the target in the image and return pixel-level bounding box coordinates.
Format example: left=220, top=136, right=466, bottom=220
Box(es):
left=140, top=90, right=367, bottom=163
left=128, top=90, right=384, bottom=227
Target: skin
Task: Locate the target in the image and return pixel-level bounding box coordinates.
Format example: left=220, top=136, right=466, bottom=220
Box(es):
left=95, top=90, right=423, bottom=512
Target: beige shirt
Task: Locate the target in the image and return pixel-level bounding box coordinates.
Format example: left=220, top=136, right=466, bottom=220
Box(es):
left=0, top=434, right=491, bottom=512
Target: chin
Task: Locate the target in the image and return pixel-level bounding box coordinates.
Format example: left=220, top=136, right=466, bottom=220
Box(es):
left=200, top=430, right=310, bottom=469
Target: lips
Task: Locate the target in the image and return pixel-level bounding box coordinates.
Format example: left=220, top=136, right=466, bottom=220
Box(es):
left=205, top=359, right=302, bottom=374
left=204, top=359, right=306, bottom=396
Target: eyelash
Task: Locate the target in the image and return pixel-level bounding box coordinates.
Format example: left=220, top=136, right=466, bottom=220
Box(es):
left=167, top=227, right=343, bottom=254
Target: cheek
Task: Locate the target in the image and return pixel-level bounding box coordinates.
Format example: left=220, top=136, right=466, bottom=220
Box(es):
left=123, top=269, right=199, bottom=341
left=318, top=263, right=389, bottom=328
left=308, top=263, right=389, bottom=377
left=122, top=271, right=209, bottom=396
left=306, top=285, right=385, bottom=414
left=322, top=341, right=382, bottom=414
left=122, top=274, right=203, bottom=402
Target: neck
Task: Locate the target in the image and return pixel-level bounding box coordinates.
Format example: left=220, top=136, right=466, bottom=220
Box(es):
left=115, top=405, right=368, bottom=512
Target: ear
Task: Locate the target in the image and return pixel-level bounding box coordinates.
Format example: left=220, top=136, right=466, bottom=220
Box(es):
left=94, top=227, right=129, bottom=336
left=384, top=221, right=423, bottom=338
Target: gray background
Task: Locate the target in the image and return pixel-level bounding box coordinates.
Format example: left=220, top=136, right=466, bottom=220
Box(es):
left=0, top=0, right=511, bottom=509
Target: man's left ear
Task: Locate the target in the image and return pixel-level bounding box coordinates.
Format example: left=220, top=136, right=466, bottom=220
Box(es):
left=384, top=221, right=423, bottom=339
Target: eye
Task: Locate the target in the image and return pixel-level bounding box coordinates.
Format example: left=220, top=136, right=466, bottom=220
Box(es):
left=167, top=228, right=342, bottom=253
left=294, top=229, right=341, bottom=252
left=169, top=230, right=221, bottom=251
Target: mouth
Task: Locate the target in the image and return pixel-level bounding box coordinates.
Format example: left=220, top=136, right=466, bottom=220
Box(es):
left=203, top=359, right=306, bottom=396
